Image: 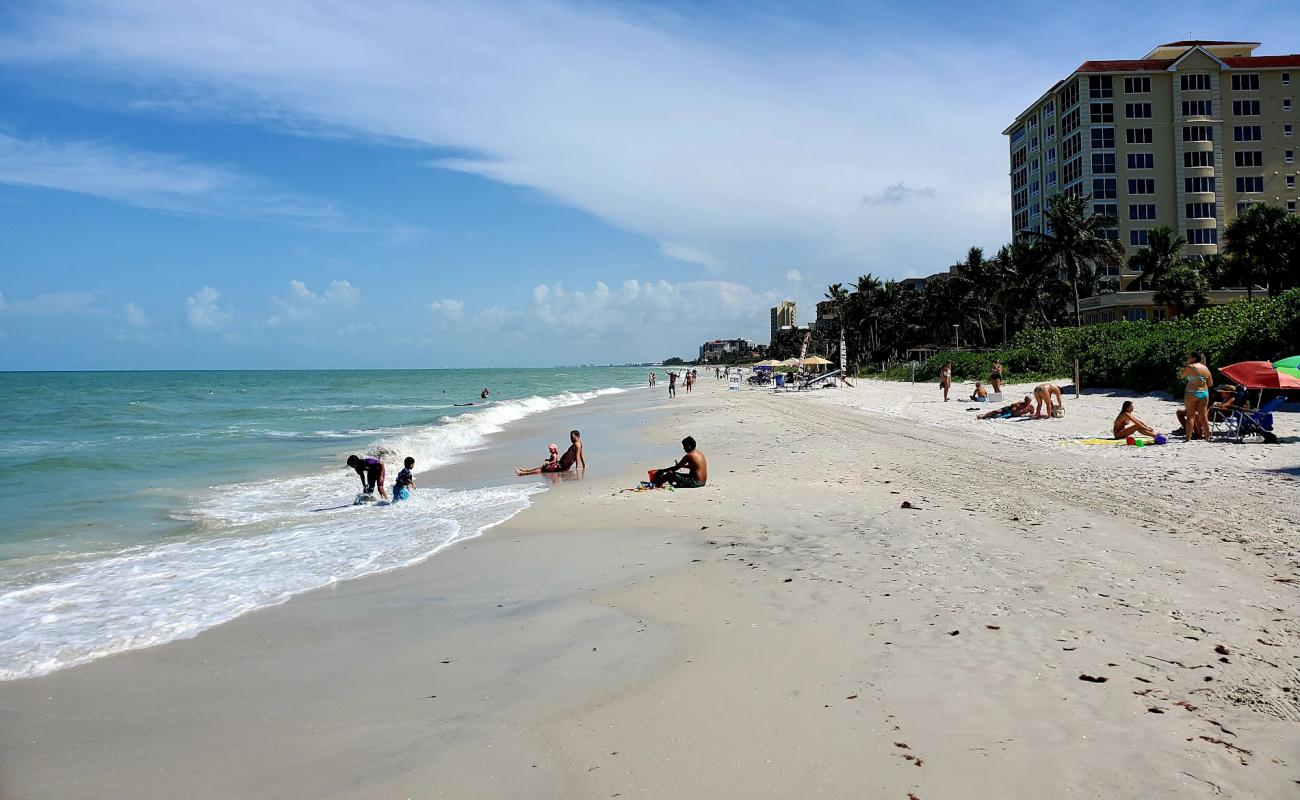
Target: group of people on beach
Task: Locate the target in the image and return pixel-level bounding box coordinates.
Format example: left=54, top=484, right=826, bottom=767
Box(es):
left=345, top=454, right=416, bottom=502
left=657, top=368, right=697, bottom=399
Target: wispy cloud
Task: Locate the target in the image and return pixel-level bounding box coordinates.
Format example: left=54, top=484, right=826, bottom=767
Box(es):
left=660, top=241, right=721, bottom=270
left=0, top=290, right=102, bottom=316
left=123, top=302, right=147, bottom=328
left=267, top=279, right=360, bottom=327
left=0, top=131, right=347, bottom=227
left=0, top=0, right=1019, bottom=277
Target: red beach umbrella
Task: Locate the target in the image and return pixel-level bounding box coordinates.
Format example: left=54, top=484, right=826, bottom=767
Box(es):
left=1218, top=361, right=1300, bottom=389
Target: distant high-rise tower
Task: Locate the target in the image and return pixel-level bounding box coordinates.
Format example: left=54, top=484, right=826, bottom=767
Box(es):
left=770, top=301, right=796, bottom=344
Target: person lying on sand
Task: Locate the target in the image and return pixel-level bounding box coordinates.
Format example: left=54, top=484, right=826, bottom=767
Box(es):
left=1033, top=384, right=1064, bottom=418
left=1113, top=401, right=1156, bottom=439
left=978, top=396, right=1033, bottom=420
left=970, top=382, right=989, bottom=402
left=516, top=430, right=585, bottom=476
left=651, top=436, right=708, bottom=488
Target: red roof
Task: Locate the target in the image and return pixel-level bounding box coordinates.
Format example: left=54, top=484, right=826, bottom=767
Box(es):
left=1224, top=55, right=1300, bottom=68
left=1076, top=59, right=1171, bottom=73
left=1158, top=40, right=1256, bottom=47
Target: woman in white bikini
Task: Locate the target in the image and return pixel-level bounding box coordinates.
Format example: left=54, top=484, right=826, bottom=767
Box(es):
left=939, top=362, right=952, bottom=402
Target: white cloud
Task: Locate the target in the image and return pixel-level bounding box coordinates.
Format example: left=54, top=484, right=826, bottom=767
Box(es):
left=268, top=279, right=360, bottom=327
left=0, top=1, right=1020, bottom=278
left=785, top=269, right=802, bottom=285
left=186, top=286, right=231, bottom=331
left=430, top=298, right=464, bottom=320
left=123, top=302, right=147, bottom=327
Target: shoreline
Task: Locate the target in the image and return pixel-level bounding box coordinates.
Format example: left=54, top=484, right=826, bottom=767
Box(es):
left=2, top=377, right=1297, bottom=798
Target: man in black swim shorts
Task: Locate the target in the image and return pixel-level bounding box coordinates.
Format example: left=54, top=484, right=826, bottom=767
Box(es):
left=651, top=436, right=708, bottom=488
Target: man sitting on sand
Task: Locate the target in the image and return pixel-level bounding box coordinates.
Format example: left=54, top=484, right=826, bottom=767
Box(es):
left=978, top=396, right=1033, bottom=420
left=1033, top=383, right=1065, bottom=418
left=651, top=436, right=708, bottom=488
left=1113, top=401, right=1156, bottom=439
left=970, top=382, right=989, bottom=402
left=516, top=430, right=586, bottom=476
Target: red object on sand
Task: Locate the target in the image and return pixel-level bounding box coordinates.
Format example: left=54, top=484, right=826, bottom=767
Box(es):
left=648, top=469, right=657, bottom=483
left=1218, top=361, right=1300, bottom=389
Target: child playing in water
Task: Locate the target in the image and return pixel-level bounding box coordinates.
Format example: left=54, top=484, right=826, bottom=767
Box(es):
left=393, top=456, right=416, bottom=501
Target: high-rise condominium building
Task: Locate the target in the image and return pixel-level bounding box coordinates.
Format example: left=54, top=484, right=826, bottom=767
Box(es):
left=1004, top=41, right=1298, bottom=319
left=770, top=301, right=796, bottom=343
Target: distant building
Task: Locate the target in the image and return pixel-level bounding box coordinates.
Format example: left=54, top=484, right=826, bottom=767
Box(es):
left=698, top=338, right=761, bottom=363
left=770, top=301, right=796, bottom=344
left=1004, top=39, right=1299, bottom=287
left=1079, top=288, right=1251, bottom=324
left=899, top=264, right=963, bottom=292
left=814, top=300, right=838, bottom=332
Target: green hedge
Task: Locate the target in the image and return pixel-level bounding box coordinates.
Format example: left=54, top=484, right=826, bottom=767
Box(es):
left=866, top=289, right=1300, bottom=393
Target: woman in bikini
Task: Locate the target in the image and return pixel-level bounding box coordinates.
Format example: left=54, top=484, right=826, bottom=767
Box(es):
left=1180, top=354, right=1213, bottom=442
left=1113, top=401, right=1156, bottom=439
left=989, top=361, right=1003, bottom=395
left=939, top=362, right=952, bottom=402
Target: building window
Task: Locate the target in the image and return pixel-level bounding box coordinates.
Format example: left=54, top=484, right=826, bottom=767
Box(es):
left=1092, top=153, right=1116, bottom=174
left=1235, top=176, right=1264, bottom=193
left=1062, top=131, right=1082, bottom=159
left=1234, top=150, right=1263, bottom=167
left=1188, top=228, right=1218, bottom=245
left=1031, top=137, right=1039, bottom=151
left=1047, top=170, right=1057, bottom=186
left=1126, top=127, right=1153, bottom=144
left=1181, top=73, right=1211, bottom=91
left=1233, top=125, right=1262, bottom=141
left=1287, top=124, right=1294, bottom=137
left=1030, top=180, right=1040, bottom=194
left=1124, top=309, right=1148, bottom=322
left=1152, top=308, right=1167, bottom=321
left=1232, top=99, right=1261, bottom=116
left=1062, top=107, right=1081, bottom=134
left=1184, top=151, right=1214, bottom=168
left=1287, top=150, right=1295, bottom=164
left=1090, top=127, right=1115, bottom=149
left=1062, top=157, right=1082, bottom=185
left=1129, top=229, right=1150, bottom=246
left=1046, top=147, right=1056, bottom=163
left=1046, top=124, right=1056, bottom=139
left=1237, top=201, right=1261, bottom=215
left=1095, top=202, right=1118, bottom=218
left=1186, top=202, right=1217, bottom=219
left=1283, top=73, right=1291, bottom=86
left=1185, top=176, right=1215, bottom=193
left=1089, top=75, right=1113, bottom=98
left=1289, top=200, right=1297, bottom=213
left=1030, top=202, right=1041, bottom=216
left=1182, top=99, right=1212, bottom=117
left=1045, top=100, right=1055, bottom=115
left=1285, top=99, right=1293, bottom=112
left=1124, top=76, right=1151, bottom=94
left=1288, top=176, right=1296, bottom=189
left=1128, top=203, right=1157, bottom=220
left=1125, top=102, right=1153, bottom=119
left=1097, top=228, right=1119, bottom=241
left=1031, top=158, right=1039, bottom=172
left=1231, top=73, right=1260, bottom=91
left=1126, top=153, right=1154, bottom=169
left=1183, top=125, right=1213, bottom=142
left=1090, top=102, right=1115, bottom=123
left=1127, top=178, right=1155, bottom=194
left=1092, top=177, right=1116, bottom=198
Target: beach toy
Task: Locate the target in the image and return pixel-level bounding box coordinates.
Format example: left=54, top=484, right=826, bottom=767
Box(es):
left=1154, top=434, right=1167, bottom=445
left=1125, top=436, right=1135, bottom=446
left=1134, top=439, right=1145, bottom=448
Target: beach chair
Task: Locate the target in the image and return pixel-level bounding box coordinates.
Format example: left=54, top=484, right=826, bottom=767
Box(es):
left=1220, top=396, right=1284, bottom=443
left=1208, top=387, right=1249, bottom=440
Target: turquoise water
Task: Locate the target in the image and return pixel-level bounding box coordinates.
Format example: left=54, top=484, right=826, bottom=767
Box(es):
left=0, top=368, right=648, bottom=679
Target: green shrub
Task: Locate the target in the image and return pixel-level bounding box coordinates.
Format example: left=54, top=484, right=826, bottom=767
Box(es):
left=881, top=289, right=1300, bottom=392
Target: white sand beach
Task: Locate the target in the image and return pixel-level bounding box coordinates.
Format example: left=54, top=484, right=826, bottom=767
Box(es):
left=2, top=378, right=1297, bottom=798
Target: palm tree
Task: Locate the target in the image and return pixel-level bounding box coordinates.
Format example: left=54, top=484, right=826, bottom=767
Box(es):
left=1223, top=204, right=1298, bottom=297
left=1004, top=237, right=1062, bottom=328
left=1030, top=193, right=1126, bottom=327
left=1127, top=226, right=1188, bottom=290
left=850, top=273, right=882, bottom=358
left=961, top=246, right=997, bottom=345
left=824, top=283, right=849, bottom=365
left=1152, top=262, right=1210, bottom=317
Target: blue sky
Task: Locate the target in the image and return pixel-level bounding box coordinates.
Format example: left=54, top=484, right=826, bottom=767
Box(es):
left=1, top=1, right=1297, bottom=369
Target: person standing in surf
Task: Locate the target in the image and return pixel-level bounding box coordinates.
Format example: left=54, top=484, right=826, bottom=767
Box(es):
left=393, top=457, right=416, bottom=501
left=667, top=371, right=677, bottom=399
left=346, top=455, right=388, bottom=499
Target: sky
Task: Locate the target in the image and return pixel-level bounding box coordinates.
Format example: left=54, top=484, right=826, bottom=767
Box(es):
left=1, top=1, right=1297, bottom=369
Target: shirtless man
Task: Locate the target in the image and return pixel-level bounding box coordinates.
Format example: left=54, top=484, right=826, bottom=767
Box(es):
left=978, top=396, right=1033, bottom=420
left=651, top=436, right=708, bottom=488
left=667, top=371, right=678, bottom=399
left=1033, top=383, right=1065, bottom=418
left=516, top=429, right=586, bottom=476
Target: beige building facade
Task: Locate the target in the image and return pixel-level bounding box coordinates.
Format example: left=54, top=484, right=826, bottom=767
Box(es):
left=769, top=300, right=796, bottom=343
left=1004, top=41, right=1298, bottom=313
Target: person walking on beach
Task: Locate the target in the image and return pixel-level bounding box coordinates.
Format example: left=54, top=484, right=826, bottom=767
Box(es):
left=667, top=371, right=677, bottom=399
left=515, top=430, right=585, bottom=476
left=651, top=436, right=708, bottom=488
left=1180, top=353, right=1213, bottom=442
left=939, top=361, right=953, bottom=402
left=346, top=455, right=388, bottom=499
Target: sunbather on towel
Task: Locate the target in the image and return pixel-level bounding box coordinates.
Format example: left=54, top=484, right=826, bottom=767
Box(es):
left=1113, top=401, right=1156, bottom=439
left=978, top=396, right=1033, bottom=420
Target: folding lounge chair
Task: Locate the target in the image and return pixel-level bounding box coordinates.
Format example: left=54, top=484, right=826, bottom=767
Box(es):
left=1221, top=395, right=1284, bottom=443
left=1208, top=387, right=1249, bottom=440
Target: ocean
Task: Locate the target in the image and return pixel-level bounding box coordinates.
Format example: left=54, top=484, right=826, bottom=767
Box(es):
left=0, top=368, right=650, bottom=680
